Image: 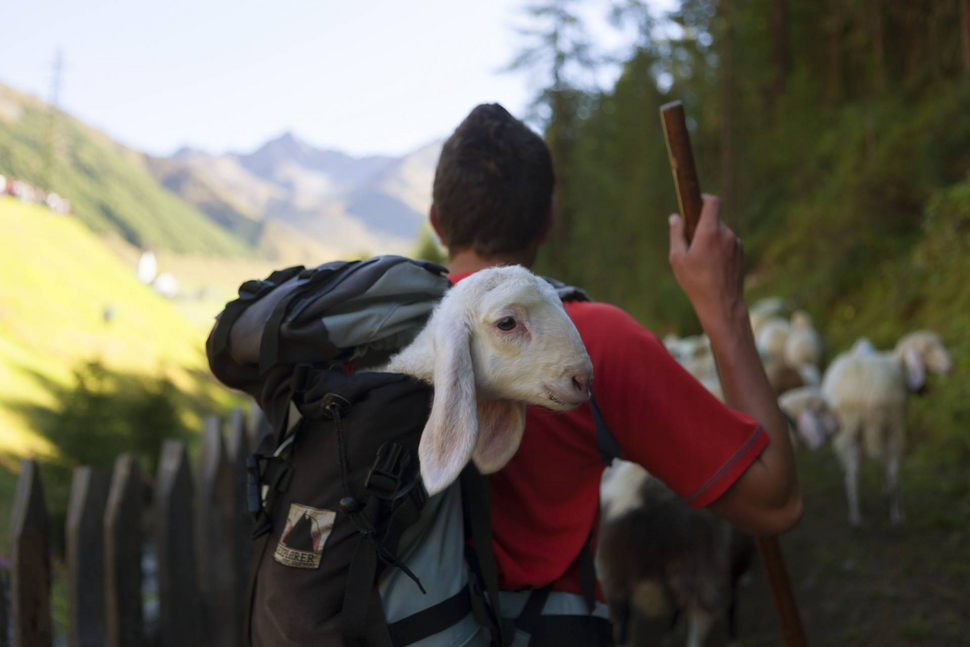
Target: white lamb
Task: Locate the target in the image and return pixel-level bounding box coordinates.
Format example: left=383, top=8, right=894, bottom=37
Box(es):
left=821, top=331, right=953, bottom=526
left=385, top=266, right=594, bottom=495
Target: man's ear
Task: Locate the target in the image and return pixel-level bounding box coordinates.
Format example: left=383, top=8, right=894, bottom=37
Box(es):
left=472, top=400, right=527, bottom=474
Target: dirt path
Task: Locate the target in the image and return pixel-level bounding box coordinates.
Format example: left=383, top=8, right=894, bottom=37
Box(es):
left=735, top=448, right=970, bottom=646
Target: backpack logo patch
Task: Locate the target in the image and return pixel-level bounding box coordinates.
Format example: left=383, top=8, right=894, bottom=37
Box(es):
left=274, top=503, right=336, bottom=569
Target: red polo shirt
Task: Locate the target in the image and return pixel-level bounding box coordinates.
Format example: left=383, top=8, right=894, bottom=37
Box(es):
left=449, top=272, right=768, bottom=595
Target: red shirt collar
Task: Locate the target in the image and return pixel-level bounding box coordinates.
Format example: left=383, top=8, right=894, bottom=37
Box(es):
left=447, top=270, right=477, bottom=285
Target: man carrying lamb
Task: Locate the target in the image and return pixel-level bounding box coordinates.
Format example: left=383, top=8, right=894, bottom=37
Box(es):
left=428, top=103, right=802, bottom=643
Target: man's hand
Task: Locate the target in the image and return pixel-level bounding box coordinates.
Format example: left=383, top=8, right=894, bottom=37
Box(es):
left=667, top=194, right=802, bottom=536
left=668, top=195, right=746, bottom=330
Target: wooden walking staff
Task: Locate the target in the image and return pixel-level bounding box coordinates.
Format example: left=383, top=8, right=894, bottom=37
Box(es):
left=659, top=100, right=807, bottom=647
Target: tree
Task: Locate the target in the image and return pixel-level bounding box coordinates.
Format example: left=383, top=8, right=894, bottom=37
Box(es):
left=962, top=0, right=970, bottom=77
left=505, top=0, right=599, bottom=274
left=771, top=0, right=790, bottom=111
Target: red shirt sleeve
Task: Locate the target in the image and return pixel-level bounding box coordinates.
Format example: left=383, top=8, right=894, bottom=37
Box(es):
left=568, top=301, right=768, bottom=508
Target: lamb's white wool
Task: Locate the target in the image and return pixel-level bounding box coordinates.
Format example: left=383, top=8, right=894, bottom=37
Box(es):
left=778, top=386, right=839, bottom=450
left=821, top=330, right=952, bottom=526
left=756, top=316, right=792, bottom=362
left=600, top=460, right=650, bottom=521
left=784, top=310, right=822, bottom=369
left=385, top=266, right=593, bottom=496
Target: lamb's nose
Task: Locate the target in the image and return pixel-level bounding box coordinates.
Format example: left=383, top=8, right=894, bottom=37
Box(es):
left=571, top=375, right=590, bottom=397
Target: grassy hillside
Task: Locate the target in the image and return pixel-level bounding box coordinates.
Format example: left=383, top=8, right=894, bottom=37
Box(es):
left=0, top=197, right=239, bottom=458
left=0, top=83, right=252, bottom=255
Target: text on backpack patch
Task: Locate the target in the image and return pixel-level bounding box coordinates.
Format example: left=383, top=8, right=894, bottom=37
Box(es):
left=274, top=503, right=336, bottom=569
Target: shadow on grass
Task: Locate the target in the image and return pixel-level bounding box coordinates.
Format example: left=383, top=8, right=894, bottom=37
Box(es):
left=1, top=360, right=235, bottom=556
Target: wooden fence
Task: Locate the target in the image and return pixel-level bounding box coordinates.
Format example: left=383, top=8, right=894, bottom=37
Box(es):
left=1, top=407, right=273, bottom=647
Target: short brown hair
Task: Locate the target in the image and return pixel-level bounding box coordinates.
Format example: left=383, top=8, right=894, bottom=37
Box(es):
left=432, top=104, right=554, bottom=256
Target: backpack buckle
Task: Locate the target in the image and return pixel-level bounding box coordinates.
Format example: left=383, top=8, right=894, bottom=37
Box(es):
left=364, top=442, right=414, bottom=501
left=246, top=454, right=294, bottom=520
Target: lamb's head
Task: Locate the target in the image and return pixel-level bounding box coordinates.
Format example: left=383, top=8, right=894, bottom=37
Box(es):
left=894, top=331, right=953, bottom=392
left=387, top=265, right=592, bottom=495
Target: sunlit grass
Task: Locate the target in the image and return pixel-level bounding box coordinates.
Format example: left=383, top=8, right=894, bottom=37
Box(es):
left=0, top=197, right=239, bottom=454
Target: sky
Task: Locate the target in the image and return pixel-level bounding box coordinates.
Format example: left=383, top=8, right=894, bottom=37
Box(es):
left=1, top=0, right=675, bottom=158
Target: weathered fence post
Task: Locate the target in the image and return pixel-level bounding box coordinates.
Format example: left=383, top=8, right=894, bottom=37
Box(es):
left=227, top=408, right=254, bottom=604
left=10, top=459, right=52, bottom=647
left=0, top=561, right=8, bottom=647
left=155, top=440, right=201, bottom=647
left=197, top=416, right=242, bottom=647
left=66, top=467, right=109, bottom=647
left=248, top=403, right=273, bottom=451
left=104, top=454, right=144, bottom=647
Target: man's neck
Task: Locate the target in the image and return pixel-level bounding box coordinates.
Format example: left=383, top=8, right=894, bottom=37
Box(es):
left=447, top=247, right=536, bottom=275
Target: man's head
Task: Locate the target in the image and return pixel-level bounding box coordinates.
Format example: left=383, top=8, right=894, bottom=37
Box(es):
left=431, top=103, right=554, bottom=262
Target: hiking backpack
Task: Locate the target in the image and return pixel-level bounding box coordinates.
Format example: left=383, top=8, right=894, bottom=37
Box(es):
left=206, top=255, right=620, bottom=647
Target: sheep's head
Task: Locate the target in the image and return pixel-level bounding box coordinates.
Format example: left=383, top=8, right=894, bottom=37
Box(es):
left=387, top=265, right=593, bottom=495
left=780, top=387, right=839, bottom=450
left=895, top=331, right=953, bottom=393
left=791, top=310, right=814, bottom=330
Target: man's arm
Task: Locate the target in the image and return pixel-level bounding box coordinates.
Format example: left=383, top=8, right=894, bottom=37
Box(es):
left=668, top=195, right=803, bottom=535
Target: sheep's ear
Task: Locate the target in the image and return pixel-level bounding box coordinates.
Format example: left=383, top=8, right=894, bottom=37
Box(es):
left=418, top=310, right=479, bottom=496
left=903, top=348, right=926, bottom=392
left=472, top=400, right=527, bottom=474
left=795, top=410, right=826, bottom=451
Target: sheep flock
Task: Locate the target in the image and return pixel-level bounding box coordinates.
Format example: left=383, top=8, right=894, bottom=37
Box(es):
left=599, top=297, right=953, bottom=646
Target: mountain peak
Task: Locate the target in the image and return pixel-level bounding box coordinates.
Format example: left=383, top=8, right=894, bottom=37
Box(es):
left=257, top=130, right=311, bottom=156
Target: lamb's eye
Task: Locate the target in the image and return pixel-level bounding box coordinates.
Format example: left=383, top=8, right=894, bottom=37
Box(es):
left=496, top=316, right=517, bottom=331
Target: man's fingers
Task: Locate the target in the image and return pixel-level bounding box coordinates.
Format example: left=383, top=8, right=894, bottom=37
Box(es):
left=696, top=194, right=721, bottom=233
left=668, top=213, right=688, bottom=260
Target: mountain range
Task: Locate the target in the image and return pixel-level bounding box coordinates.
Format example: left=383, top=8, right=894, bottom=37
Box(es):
left=163, top=132, right=442, bottom=259
left=0, top=82, right=441, bottom=263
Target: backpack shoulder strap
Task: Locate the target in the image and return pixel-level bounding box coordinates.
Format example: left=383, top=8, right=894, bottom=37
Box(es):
left=461, top=466, right=515, bottom=647
left=540, top=276, right=591, bottom=303
left=590, top=394, right=622, bottom=465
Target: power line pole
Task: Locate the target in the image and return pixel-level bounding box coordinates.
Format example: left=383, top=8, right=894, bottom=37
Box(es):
left=43, top=49, right=64, bottom=192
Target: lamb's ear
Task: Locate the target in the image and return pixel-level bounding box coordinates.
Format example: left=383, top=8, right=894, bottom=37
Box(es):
left=418, top=310, right=479, bottom=496
left=796, top=410, right=826, bottom=451
left=472, top=400, right=527, bottom=474
left=903, top=348, right=926, bottom=392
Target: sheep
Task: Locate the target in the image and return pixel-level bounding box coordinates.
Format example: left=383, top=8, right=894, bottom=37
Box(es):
left=784, top=310, right=823, bottom=370
left=749, top=297, right=787, bottom=338
left=763, top=358, right=805, bottom=396
left=664, top=334, right=724, bottom=402
left=597, top=460, right=753, bottom=647
left=755, top=316, right=792, bottom=365
left=821, top=331, right=953, bottom=526
left=778, top=386, right=840, bottom=451
left=384, top=265, right=594, bottom=496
